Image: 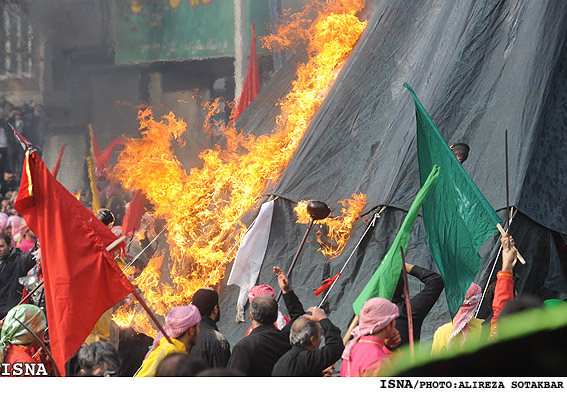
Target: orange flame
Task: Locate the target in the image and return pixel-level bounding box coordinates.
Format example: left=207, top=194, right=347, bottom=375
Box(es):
left=294, top=193, right=367, bottom=259
left=112, top=0, right=367, bottom=333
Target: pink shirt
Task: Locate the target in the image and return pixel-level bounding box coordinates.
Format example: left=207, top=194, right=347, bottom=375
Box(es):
left=340, top=335, right=391, bottom=377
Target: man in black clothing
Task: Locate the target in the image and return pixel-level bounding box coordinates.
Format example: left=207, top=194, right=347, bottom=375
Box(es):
left=190, top=287, right=231, bottom=368
left=227, top=266, right=304, bottom=376
left=392, top=263, right=444, bottom=346
left=272, top=306, right=343, bottom=376
left=0, top=232, right=36, bottom=319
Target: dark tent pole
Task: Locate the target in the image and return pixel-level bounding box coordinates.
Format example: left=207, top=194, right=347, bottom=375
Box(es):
left=276, top=201, right=330, bottom=302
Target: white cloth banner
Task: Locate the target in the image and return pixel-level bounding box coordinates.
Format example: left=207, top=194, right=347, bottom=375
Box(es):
left=227, top=200, right=275, bottom=322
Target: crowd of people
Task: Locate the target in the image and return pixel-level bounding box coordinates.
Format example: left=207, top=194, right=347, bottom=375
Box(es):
left=0, top=129, right=565, bottom=378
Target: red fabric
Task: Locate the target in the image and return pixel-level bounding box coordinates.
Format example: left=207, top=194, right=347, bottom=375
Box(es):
left=15, top=151, right=135, bottom=377
left=234, top=23, right=261, bottom=120
left=51, top=143, right=67, bottom=179
left=489, top=271, right=514, bottom=338
left=94, top=139, right=124, bottom=173
left=122, top=189, right=147, bottom=237
left=314, top=273, right=341, bottom=296
left=3, top=344, right=44, bottom=377
left=9, top=123, right=32, bottom=150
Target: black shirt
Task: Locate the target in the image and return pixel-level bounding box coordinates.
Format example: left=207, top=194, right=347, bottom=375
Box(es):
left=271, top=318, right=344, bottom=376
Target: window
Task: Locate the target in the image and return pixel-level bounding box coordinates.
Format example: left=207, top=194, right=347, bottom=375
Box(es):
left=0, top=2, right=33, bottom=79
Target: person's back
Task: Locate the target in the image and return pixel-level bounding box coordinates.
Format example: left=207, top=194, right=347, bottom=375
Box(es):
left=272, top=307, right=344, bottom=377
left=227, top=295, right=291, bottom=376
left=431, top=282, right=484, bottom=356
left=227, top=266, right=305, bottom=376
left=190, top=288, right=231, bottom=368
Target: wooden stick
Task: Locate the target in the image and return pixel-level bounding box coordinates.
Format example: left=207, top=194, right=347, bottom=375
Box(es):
left=132, top=290, right=173, bottom=344
left=343, top=315, right=359, bottom=345
left=400, top=247, right=414, bottom=359
left=496, top=223, right=526, bottom=264
left=276, top=220, right=314, bottom=302
left=106, top=235, right=126, bottom=252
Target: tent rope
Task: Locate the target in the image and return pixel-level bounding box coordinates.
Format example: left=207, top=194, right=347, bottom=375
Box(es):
left=318, top=205, right=387, bottom=308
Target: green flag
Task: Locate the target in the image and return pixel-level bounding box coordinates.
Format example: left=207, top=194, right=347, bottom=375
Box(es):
left=404, top=83, right=501, bottom=317
left=353, top=165, right=440, bottom=316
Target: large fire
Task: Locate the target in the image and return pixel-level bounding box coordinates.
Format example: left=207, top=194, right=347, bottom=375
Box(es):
left=112, top=0, right=367, bottom=334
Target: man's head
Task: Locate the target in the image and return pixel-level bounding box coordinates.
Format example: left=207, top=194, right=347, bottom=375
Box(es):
left=77, top=341, right=122, bottom=377
left=359, top=297, right=399, bottom=338
left=192, top=288, right=220, bottom=322
left=289, top=316, right=321, bottom=349
left=250, top=295, right=278, bottom=326
left=164, top=305, right=201, bottom=349
left=451, top=143, right=470, bottom=164
left=77, top=341, right=121, bottom=377
left=155, top=353, right=207, bottom=377
left=0, top=232, right=12, bottom=259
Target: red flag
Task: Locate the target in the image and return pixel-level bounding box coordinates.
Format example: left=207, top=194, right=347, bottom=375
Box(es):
left=15, top=151, right=135, bottom=376
left=122, top=189, right=147, bottom=238
left=8, top=122, right=32, bottom=150
left=94, top=138, right=124, bottom=173
left=235, top=23, right=261, bottom=119
left=51, top=143, right=67, bottom=179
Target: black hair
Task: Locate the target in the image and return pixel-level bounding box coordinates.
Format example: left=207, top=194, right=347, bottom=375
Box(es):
left=250, top=295, right=278, bottom=325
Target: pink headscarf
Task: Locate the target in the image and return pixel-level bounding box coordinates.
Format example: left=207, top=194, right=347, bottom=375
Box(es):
left=7, top=215, right=24, bottom=244
left=342, top=297, right=399, bottom=362
left=248, top=284, right=275, bottom=303
left=248, top=284, right=288, bottom=330
left=145, top=305, right=201, bottom=358
left=0, top=213, right=8, bottom=231
left=449, top=282, right=482, bottom=343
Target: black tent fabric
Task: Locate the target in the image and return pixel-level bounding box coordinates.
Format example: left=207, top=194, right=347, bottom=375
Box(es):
left=216, top=0, right=567, bottom=351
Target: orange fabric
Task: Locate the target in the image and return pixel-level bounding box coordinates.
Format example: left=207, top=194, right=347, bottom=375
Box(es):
left=235, top=23, right=261, bottom=120
left=488, top=271, right=514, bottom=339
left=15, top=151, right=135, bottom=376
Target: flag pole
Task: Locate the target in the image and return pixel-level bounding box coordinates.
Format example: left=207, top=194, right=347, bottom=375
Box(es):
left=400, top=246, right=414, bottom=359
left=343, top=315, right=359, bottom=345
left=276, top=219, right=314, bottom=302
left=505, top=129, right=511, bottom=250
left=131, top=289, right=173, bottom=345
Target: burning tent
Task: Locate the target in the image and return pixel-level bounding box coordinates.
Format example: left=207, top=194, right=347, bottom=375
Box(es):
left=218, top=0, right=567, bottom=344
left=111, top=0, right=567, bottom=352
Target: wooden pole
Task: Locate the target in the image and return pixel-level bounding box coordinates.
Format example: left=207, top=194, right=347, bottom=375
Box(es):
left=505, top=129, right=511, bottom=250
left=400, top=246, right=414, bottom=359
left=131, top=290, right=173, bottom=344
left=276, top=220, right=314, bottom=302
left=496, top=223, right=526, bottom=265
left=343, top=315, right=359, bottom=345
